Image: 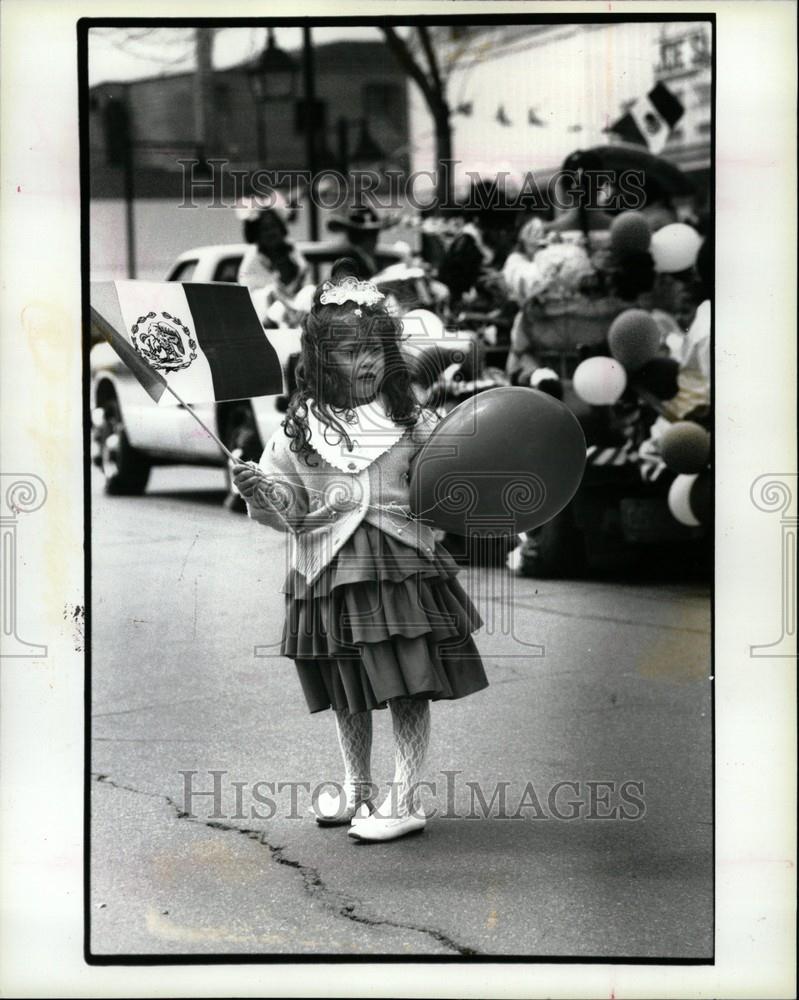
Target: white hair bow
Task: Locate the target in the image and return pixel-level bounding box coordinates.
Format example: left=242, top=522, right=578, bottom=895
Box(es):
left=319, top=277, right=385, bottom=308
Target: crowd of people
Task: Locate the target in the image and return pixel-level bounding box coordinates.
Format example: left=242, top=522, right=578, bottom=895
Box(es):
left=231, top=155, right=712, bottom=575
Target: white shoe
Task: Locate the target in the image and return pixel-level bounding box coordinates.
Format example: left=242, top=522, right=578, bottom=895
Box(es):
left=309, top=789, right=373, bottom=827
left=347, top=806, right=427, bottom=842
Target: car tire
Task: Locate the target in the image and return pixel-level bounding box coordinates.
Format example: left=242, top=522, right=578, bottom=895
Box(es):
left=222, top=403, right=263, bottom=514
left=97, top=393, right=151, bottom=496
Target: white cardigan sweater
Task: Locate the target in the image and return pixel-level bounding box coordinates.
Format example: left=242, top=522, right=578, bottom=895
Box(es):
left=246, top=407, right=440, bottom=585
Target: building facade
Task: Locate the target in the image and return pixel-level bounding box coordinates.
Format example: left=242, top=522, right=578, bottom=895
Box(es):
left=408, top=21, right=711, bottom=202
left=89, top=39, right=410, bottom=199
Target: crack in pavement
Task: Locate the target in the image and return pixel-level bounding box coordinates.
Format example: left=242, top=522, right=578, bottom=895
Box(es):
left=92, top=773, right=479, bottom=956
left=93, top=695, right=217, bottom=720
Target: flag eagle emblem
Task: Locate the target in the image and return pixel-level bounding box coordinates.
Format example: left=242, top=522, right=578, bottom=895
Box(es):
left=131, top=311, right=197, bottom=372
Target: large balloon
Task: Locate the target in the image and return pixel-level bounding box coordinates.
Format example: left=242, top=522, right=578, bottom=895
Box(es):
left=668, top=474, right=700, bottom=527
left=650, top=223, right=703, bottom=273
left=634, top=357, right=680, bottom=400
left=609, top=211, right=651, bottom=255
left=660, top=421, right=711, bottom=474
left=410, top=387, right=586, bottom=535
left=573, top=356, right=627, bottom=406
left=608, top=309, right=661, bottom=371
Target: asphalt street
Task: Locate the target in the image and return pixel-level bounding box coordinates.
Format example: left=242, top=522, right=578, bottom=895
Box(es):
left=90, top=465, right=713, bottom=959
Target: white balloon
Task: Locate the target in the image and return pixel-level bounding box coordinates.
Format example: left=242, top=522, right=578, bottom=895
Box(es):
left=668, top=473, right=700, bottom=526
left=572, top=356, right=627, bottom=406
left=651, top=223, right=703, bottom=273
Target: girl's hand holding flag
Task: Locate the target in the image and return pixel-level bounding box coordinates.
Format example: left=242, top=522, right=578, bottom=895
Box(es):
left=229, top=460, right=273, bottom=504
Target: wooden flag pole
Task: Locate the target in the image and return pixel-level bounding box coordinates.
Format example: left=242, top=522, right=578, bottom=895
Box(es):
left=159, top=383, right=278, bottom=508
left=159, top=381, right=240, bottom=464
left=159, top=382, right=278, bottom=507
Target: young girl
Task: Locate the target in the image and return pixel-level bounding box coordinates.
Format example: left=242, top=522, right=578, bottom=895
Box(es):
left=232, top=258, right=488, bottom=843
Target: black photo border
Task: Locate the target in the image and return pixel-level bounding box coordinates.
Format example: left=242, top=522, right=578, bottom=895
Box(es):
left=79, top=9, right=717, bottom=967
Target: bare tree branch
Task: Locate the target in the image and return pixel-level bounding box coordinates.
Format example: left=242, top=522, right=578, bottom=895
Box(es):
left=417, top=25, right=445, bottom=104
left=381, top=26, right=437, bottom=110
left=93, top=27, right=197, bottom=66
left=381, top=25, right=453, bottom=205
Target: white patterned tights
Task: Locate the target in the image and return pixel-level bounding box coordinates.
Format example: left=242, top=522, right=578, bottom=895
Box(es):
left=333, top=697, right=431, bottom=818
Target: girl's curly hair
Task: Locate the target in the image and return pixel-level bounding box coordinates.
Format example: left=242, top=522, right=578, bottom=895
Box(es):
left=283, top=258, right=423, bottom=464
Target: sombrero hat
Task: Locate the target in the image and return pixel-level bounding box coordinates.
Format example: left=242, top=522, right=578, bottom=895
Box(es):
left=327, top=206, right=386, bottom=233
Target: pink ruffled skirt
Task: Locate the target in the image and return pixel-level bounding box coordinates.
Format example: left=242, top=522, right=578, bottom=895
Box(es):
left=281, top=522, right=489, bottom=713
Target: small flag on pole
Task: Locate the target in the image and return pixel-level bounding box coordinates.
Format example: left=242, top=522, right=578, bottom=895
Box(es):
left=607, top=81, right=684, bottom=154
left=90, top=280, right=284, bottom=405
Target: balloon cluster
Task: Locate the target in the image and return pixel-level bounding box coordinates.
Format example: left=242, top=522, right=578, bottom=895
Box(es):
left=571, top=212, right=703, bottom=408
left=572, top=306, right=666, bottom=407
left=571, top=212, right=657, bottom=406
left=662, top=422, right=712, bottom=526
left=565, top=212, right=711, bottom=529
left=607, top=212, right=702, bottom=275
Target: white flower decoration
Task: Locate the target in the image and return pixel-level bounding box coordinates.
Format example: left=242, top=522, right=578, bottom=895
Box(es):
left=528, top=240, right=595, bottom=303
left=319, top=277, right=385, bottom=308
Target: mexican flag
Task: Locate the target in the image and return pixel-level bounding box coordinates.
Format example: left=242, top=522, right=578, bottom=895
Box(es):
left=90, top=280, right=284, bottom=405
left=608, top=81, right=685, bottom=155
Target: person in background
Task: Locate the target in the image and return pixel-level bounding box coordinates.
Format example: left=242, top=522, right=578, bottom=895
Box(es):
left=435, top=214, right=491, bottom=304
left=227, top=198, right=308, bottom=512
left=661, top=234, right=712, bottom=422
left=327, top=206, right=387, bottom=279
left=502, top=216, right=563, bottom=395
left=502, top=216, right=547, bottom=303
left=237, top=200, right=308, bottom=327
left=646, top=270, right=698, bottom=358
left=436, top=181, right=518, bottom=307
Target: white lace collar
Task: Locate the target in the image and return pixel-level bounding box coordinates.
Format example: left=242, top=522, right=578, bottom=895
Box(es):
left=305, top=397, right=408, bottom=473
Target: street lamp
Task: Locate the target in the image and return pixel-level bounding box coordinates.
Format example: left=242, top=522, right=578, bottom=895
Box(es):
left=247, top=28, right=298, bottom=101
left=246, top=29, right=299, bottom=165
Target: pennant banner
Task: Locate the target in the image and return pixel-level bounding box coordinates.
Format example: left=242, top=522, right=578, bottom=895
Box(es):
left=90, top=280, right=284, bottom=405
